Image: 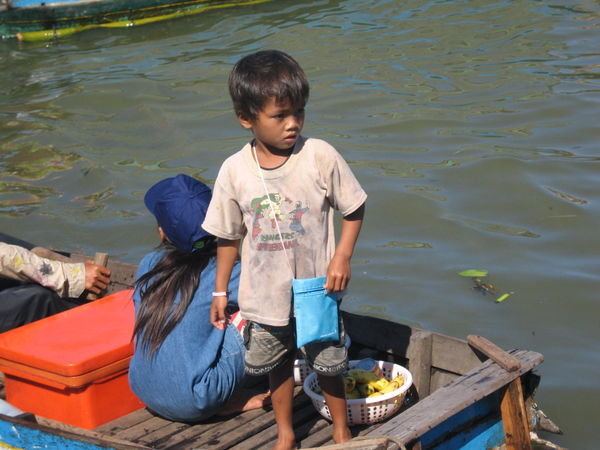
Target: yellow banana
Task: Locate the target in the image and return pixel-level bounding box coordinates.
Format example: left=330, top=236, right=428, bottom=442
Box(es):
left=390, top=375, right=405, bottom=386
left=347, top=369, right=381, bottom=384
left=369, top=377, right=390, bottom=391
left=368, top=391, right=384, bottom=398
left=346, top=388, right=361, bottom=399
left=378, top=380, right=400, bottom=395
left=357, top=382, right=376, bottom=397
left=344, top=376, right=356, bottom=392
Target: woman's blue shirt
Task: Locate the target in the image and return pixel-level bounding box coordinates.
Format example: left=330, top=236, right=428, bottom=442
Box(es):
left=128, top=250, right=244, bottom=421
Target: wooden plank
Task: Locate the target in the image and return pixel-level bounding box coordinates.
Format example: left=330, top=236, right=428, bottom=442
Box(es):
left=151, top=420, right=217, bottom=449
left=136, top=421, right=190, bottom=446
left=304, top=436, right=399, bottom=449
left=103, top=260, right=137, bottom=294
left=299, top=417, right=403, bottom=449
left=468, top=335, right=521, bottom=372
left=180, top=390, right=310, bottom=449
left=113, top=416, right=173, bottom=441
left=182, top=410, right=275, bottom=449
left=295, top=419, right=333, bottom=448
left=501, top=378, right=532, bottom=449
left=363, top=349, right=543, bottom=446
left=157, top=401, right=276, bottom=449
left=342, top=312, right=412, bottom=359
left=429, top=369, right=459, bottom=392
left=293, top=418, right=336, bottom=449
left=407, top=330, right=432, bottom=398
left=342, top=312, right=482, bottom=376
left=430, top=334, right=482, bottom=375
left=94, top=408, right=155, bottom=433
left=229, top=398, right=321, bottom=450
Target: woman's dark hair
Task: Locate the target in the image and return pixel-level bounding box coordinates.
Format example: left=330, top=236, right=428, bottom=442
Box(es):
left=133, top=237, right=216, bottom=357
left=228, top=49, right=310, bottom=120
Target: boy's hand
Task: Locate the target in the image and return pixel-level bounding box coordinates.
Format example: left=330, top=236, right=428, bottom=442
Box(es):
left=325, top=203, right=364, bottom=294
left=210, top=296, right=229, bottom=330
left=325, top=254, right=351, bottom=293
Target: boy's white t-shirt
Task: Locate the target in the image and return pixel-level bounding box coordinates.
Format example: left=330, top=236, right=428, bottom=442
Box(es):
left=202, top=136, right=367, bottom=327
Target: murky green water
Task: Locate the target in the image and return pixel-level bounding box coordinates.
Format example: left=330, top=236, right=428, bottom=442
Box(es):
left=1, top=0, right=599, bottom=447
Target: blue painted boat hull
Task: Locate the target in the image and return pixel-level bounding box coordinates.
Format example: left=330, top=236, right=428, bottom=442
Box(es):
left=0, top=415, right=109, bottom=449
left=421, top=393, right=506, bottom=449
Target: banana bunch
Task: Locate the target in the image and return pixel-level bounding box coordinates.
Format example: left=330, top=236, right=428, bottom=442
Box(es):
left=375, top=374, right=405, bottom=395
left=310, top=367, right=405, bottom=400
left=344, top=369, right=404, bottom=399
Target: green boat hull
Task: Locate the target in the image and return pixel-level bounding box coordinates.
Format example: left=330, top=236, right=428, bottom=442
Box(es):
left=0, top=0, right=269, bottom=40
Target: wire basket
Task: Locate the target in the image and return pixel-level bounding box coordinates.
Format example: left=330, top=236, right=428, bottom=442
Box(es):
left=293, top=335, right=352, bottom=385
left=303, top=360, right=412, bottom=425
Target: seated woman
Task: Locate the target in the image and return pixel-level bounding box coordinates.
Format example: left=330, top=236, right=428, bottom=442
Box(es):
left=128, top=174, right=269, bottom=422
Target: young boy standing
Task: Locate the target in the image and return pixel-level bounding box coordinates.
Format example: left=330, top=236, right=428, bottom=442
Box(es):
left=202, top=50, right=366, bottom=449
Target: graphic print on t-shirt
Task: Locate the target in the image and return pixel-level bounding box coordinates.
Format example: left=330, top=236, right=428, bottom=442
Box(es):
left=250, top=193, right=309, bottom=251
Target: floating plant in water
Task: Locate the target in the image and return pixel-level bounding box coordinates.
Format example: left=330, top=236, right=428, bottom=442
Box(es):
left=458, top=269, right=513, bottom=303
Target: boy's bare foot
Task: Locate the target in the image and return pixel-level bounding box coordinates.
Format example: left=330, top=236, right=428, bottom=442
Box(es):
left=217, top=389, right=271, bottom=416
left=332, top=424, right=352, bottom=443
left=272, top=434, right=297, bottom=450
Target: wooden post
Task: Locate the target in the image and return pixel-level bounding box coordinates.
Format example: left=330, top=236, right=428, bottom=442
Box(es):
left=501, top=377, right=532, bottom=449
left=86, top=252, right=109, bottom=301
left=467, top=334, right=521, bottom=372
left=407, top=330, right=432, bottom=399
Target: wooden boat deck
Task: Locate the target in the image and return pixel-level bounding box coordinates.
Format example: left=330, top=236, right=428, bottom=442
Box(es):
left=1, top=343, right=544, bottom=450
left=92, top=387, right=383, bottom=449
left=1, top=371, right=404, bottom=449
left=0, top=247, right=548, bottom=449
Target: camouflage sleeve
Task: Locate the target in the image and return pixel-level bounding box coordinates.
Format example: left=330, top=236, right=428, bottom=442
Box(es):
left=0, top=243, right=86, bottom=298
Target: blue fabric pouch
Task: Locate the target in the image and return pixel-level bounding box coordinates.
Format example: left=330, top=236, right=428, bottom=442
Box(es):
left=292, top=276, right=340, bottom=348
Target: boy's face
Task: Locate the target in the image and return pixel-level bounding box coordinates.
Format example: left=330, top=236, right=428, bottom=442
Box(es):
left=238, top=97, right=305, bottom=154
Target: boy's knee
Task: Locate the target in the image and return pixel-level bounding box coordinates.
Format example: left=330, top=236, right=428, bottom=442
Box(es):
left=304, top=343, right=348, bottom=377
left=244, top=321, right=295, bottom=376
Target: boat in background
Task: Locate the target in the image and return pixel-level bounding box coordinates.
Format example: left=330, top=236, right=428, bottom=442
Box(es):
left=0, top=0, right=269, bottom=41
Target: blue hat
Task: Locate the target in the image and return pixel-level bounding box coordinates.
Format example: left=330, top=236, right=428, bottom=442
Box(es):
left=144, top=174, right=212, bottom=253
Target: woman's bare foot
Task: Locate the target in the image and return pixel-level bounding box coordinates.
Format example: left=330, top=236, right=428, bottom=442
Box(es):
left=241, top=391, right=271, bottom=412
left=217, top=388, right=271, bottom=416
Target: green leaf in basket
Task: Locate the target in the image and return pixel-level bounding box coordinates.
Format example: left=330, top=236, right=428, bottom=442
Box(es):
left=458, top=269, right=489, bottom=277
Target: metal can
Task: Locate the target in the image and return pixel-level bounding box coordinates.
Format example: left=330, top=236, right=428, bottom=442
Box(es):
left=354, top=358, right=383, bottom=377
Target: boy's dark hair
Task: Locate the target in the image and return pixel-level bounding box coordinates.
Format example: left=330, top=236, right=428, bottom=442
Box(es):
left=229, top=50, right=310, bottom=120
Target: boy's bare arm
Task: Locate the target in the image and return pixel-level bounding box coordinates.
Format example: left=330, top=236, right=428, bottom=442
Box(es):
left=325, top=203, right=365, bottom=293
left=211, top=238, right=241, bottom=330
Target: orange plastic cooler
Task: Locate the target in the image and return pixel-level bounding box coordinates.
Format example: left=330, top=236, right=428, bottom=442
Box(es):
left=0, top=289, right=144, bottom=429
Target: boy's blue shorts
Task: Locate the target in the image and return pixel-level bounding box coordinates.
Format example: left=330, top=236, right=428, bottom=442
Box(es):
left=243, top=318, right=347, bottom=377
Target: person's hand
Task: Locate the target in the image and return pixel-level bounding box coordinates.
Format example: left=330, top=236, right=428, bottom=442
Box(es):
left=325, top=254, right=351, bottom=293
left=84, top=261, right=111, bottom=295
left=210, top=296, right=229, bottom=330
